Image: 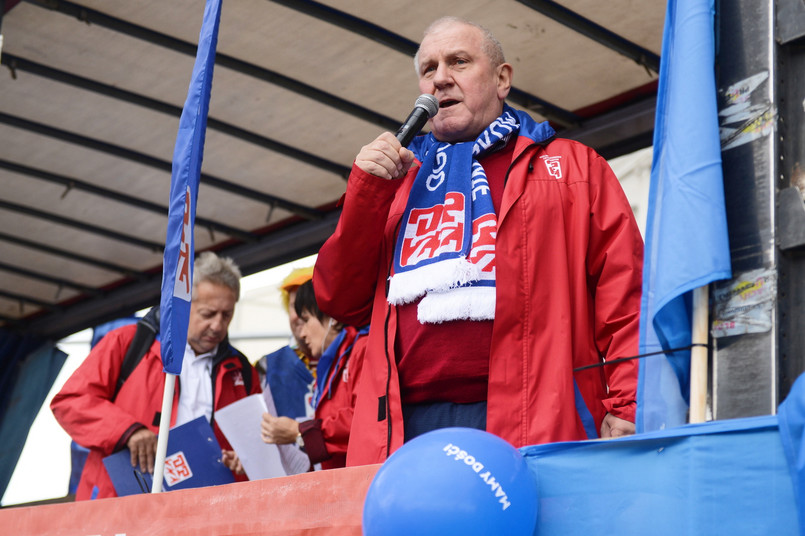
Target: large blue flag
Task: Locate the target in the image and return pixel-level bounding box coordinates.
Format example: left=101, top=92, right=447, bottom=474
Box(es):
left=636, top=0, right=732, bottom=432
left=159, top=0, right=222, bottom=375
left=779, top=373, right=805, bottom=536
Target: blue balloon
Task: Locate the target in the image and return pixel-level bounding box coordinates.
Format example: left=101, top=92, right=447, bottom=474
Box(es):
left=362, top=427, right=538, bottom=536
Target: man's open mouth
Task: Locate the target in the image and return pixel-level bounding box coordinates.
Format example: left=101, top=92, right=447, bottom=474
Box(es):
left=439, top=99, right=460, bottom=108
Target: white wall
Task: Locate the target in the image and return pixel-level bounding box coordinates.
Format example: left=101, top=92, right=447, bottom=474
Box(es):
left=609, top=146, right=652, bottom=237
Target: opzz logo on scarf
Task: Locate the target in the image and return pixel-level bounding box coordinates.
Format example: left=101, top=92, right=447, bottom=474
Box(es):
left=400, top=192, right=466, bottom=267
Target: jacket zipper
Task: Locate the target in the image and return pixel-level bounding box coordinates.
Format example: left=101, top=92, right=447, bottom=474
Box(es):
left=383, top=218, right=402, bottom=458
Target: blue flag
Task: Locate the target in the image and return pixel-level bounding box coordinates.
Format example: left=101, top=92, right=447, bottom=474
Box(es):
left=636, top=0, right=732, bottom=432
left=779, top=373, right=805, bottom=536
left=159, top=0, right=222, bottom=375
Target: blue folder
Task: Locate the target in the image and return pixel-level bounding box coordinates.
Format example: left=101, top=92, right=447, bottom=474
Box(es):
left=103, top=416, right=235, bottom=496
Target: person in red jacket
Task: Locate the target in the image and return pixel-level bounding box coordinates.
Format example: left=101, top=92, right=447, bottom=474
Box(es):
left=313, top=16, right=644, bottom=465
left=51, top=252, right=260, bottom=500
left=254, top=267, right=317, bottom=421
left=260, top=280, right=368, bottom=469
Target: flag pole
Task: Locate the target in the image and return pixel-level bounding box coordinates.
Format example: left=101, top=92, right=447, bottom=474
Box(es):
left=151, top=373, right=177, bottom=493
left=689, top=285, right=709, bottom=423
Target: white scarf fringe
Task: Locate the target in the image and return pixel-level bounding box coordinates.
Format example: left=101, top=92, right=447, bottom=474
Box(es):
left=387, top=256, right=480, bottom=305
left=417, top=286, right=497, bottom=323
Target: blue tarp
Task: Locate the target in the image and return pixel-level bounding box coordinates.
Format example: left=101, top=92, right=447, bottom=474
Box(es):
left=523, top=416, right=797, bottom=535
left=0, top=337, right=67, bottom=499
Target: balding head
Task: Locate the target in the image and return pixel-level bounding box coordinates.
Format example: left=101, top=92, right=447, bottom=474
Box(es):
left=414, top=17, right=506, bottom=74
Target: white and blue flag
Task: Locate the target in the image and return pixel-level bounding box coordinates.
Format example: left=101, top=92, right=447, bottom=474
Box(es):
left=159, top=0, right=222, bottom=375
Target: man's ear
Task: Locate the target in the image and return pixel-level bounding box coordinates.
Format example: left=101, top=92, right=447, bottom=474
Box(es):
left=496, top=63, right=513, bottom=101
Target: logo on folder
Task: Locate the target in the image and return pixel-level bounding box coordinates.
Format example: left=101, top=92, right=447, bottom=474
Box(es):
left=103, top=417, right=235, bottom=496
left=164, top=451, right=194, bottom=487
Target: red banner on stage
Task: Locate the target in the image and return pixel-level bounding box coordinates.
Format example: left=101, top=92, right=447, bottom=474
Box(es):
left=1, top=465, right=379, bottom=536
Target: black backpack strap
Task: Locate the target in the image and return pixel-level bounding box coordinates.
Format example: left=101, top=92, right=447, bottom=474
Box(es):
left=239, top=351, right=255, bottom=395
left=113, top=306, right=160, bottom=401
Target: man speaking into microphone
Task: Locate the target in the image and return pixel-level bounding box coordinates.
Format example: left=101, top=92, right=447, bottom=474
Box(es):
left=313, top=16, right=644, bottom=465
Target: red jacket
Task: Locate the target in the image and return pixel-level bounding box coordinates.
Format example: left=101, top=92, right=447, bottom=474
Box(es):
left=314, top=130, right=644, bottom=465
left=304, top=326, right=368, bottom=469
left=51, top=324, right=260, bottom=500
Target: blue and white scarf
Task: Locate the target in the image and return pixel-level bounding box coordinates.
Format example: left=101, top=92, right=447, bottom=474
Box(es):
left=312, top=326, right=369, bottom=409
left=387, top=106, right=522, bottom=323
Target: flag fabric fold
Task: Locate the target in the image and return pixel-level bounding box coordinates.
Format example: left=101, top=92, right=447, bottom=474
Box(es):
left=778, top=373, right=805, bottom=536
left=159, top=0, right=222, bottom=375
left=636, top=0, right=732, bottom=432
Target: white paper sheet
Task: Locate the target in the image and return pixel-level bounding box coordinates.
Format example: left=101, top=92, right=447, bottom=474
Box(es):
left=215, top=391, right=309, bottom=480
left=262, top=385, right=311, bottom=476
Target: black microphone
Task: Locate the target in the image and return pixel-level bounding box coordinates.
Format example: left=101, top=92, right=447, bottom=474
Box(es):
left=395, top=94, right=439, bottom=147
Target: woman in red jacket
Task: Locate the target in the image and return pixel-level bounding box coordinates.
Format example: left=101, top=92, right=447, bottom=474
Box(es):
left=260, top=280, right=368, bottom=469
